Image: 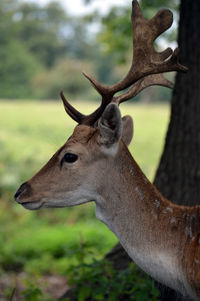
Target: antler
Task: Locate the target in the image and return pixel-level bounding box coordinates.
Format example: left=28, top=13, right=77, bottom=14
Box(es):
left=61, top=0, right=187, bottom=126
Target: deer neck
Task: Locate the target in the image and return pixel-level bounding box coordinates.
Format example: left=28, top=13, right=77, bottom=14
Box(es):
left=95, top=142, right=171, bottom=243
left=95, top=142, right=197, bottom=297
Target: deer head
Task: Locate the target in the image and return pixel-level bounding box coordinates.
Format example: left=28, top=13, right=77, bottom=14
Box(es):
left=14, top=105, right=134, bottom=210
left=14, top=0, right=186, bottom=211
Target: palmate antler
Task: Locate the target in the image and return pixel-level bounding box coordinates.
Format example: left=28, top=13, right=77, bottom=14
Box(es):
left=61, top=0, right=187, bottom=126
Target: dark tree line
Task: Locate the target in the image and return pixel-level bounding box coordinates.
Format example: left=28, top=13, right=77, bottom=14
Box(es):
left=0, top=0, right=103, bottom=99
left=0, top=0, right=179, bottom=101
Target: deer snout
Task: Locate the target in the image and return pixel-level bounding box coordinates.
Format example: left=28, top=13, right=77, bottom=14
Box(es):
left=14, top=182, right=31, bottom=203
left=15, top=182, right=43, bottom=210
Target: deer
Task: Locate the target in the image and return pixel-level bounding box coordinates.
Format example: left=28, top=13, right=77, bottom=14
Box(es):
left=14, top=1, right=200, bottom=300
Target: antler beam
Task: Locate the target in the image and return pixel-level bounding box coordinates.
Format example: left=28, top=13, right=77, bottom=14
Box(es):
left=61, top=0, right=187, bottom=126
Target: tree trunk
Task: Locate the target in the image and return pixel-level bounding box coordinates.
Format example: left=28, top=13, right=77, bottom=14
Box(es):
left=152, top=0, right=200, bottom=299
left=154, top=0, right=200, bottom=207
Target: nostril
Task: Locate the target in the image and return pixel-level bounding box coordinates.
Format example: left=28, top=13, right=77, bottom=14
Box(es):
left=14, top=182, right=30, bottom=200
left=14, top=189, right=21, bottom=199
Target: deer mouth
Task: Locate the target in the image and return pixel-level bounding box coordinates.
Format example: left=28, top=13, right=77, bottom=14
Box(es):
left=21, top=201, right=44, bottom=210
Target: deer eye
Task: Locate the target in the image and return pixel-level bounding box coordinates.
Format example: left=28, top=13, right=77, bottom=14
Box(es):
left=61, top=153, right=78, bottom=166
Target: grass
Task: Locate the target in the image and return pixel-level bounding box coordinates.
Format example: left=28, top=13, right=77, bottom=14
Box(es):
left=0, top=100, right=169, bottom=296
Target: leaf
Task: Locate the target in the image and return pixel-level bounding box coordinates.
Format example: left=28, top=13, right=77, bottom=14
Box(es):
left=95, top=294, right=105, bottom=301
left=78, top=286, right=91, bottom=301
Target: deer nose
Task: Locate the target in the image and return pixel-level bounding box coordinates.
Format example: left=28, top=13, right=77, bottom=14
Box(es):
left=14, top=182, right=30, bottom=201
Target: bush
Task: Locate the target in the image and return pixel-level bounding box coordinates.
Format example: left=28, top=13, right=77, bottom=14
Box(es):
left=66, top=242, right=160, bottom=301
left=0, top=41, right=41, bottom=98
left=32, top=59, right=97, bottom=100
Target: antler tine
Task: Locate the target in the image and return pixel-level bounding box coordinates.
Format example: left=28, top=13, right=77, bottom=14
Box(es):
left=60, top=90, right=109, bottom=126
left=115, top=74, right=173, bottom=105
left=60, top=91, right=85, bottom=124
left=82, top=72, right=113, bottom=101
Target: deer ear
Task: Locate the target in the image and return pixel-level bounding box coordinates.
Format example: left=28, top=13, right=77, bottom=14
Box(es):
left=122, top=115, right=134, bottom=146
left=98, top=103, right=122, bottom=146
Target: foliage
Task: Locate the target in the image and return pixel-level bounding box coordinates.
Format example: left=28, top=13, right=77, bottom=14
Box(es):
left=4, top=281, right=52, bottom=300
left=0, top=0, right=101, bottom=99
left=0, top=0, right=66, bottom=98
left=68, top=262, right=160, bottom=300
left=22, top=286, right=43, bottom=301
left=0, top=217, right=118, bottom=274
left=0, top=40, right=41, bottom=98
left=141, top=0, right=179, bottom=11
left=21, top=279, right=53, bottom=301
left=32, top=59, right=96, bottom=100
left=14, top=1, right=68, bottom=68
left=67, top=241, right=160, bottom=301
left=0, top=0, right=40, bottom=98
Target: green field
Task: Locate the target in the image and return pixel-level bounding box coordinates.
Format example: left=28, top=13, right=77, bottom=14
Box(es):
left=0, top=101, right=169, bottom=299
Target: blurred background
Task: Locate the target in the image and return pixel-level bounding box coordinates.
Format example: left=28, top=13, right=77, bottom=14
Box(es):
left=0, top=0, right=178, bottom=299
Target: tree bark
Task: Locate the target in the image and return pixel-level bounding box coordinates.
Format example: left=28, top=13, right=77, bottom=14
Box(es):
left=152, top=0, right=200, bottom=299
left=154, top=0, right=200, bottom=207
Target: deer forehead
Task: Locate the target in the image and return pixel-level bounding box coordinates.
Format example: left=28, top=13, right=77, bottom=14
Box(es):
left=70, top=125, right=98, bottom=144
left=58, top=125, right=103, bottom=161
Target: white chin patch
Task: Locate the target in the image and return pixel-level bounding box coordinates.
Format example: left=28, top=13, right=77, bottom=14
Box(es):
left=43, top=197, right=90, bottom=208
left=22, top=201, right=43, bottom=210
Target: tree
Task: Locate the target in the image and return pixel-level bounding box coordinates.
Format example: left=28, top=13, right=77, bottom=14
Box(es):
left=0, top=0, right=103, bottom=99
left=0, top=0, right=19, bottom=44
left=15, top=1, right=69, bottom=68
left=153, top=0, right=200, bottom=300
left=0, top=40, right=41, bottom=98
left=15, top=1, right=100, bottom=68
left=32, top=58, right=95, bottom=100
left=0, top=0, right=42, bottom=98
